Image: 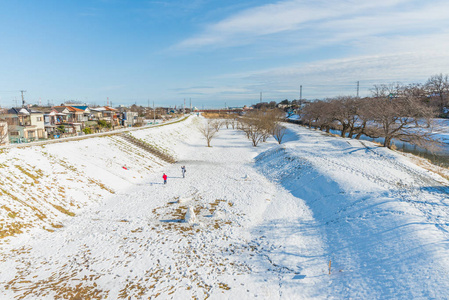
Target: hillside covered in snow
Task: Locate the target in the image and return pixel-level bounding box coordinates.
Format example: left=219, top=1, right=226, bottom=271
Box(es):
left=1, top=116, right=449, bottom=299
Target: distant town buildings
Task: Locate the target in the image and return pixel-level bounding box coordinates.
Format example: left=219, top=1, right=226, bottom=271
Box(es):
left=0, top=103, right=186, bottom=145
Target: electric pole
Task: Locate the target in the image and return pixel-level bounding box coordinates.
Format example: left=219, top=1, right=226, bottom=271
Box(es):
left=356, top=81, right=360, bottom=98
left=183, top=98, right=186, bottom=114
left=260, top=92, right=262, bottom=103
left=153, top=101, right=155, bottom=124
left=20, top=90, right=26, bottom=107
left=300, top=85, right=302, bottom=101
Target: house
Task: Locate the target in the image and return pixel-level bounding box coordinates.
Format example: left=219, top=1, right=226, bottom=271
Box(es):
left=32, top=107, right=67, bottom=137
left=45, top=108, right=68, bottom=137
left=53, top=106, right=84, bottom=122
left=122, top=111, right=138, bottom=127
left=90, top=106, right=120, bottom=127
left=53, top=106, right=85, bottom=135
left=4, top=107, right=47, bottom=143
left=70, top=106, right=91, bottom=121
left=71, top=105, right=97, bottom=128
left=52, top=106, right=71, bottom=123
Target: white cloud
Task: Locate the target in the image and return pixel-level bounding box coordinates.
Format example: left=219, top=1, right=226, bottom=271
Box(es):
left=174, top=0, right=418, bottom=50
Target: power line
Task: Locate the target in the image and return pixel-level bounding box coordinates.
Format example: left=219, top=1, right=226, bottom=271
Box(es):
left=0, top=90, right=21, bottom=94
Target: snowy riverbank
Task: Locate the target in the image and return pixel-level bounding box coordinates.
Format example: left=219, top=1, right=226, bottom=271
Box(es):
left=1, top=117, right=449, bottom=299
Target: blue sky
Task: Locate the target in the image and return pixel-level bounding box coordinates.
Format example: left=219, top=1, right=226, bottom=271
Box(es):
left=1, top=0, right=448, bottom=108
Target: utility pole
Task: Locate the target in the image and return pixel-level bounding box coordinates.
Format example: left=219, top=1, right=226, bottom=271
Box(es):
left=20, top=90, right=26, bottom=107
left=190, top=98, right=192, bottom=113
left=300, top=85, right=302, bottom=101
left=183, top=98, right=186, bottom=114
left=153, top=101, right=155, bottom=124
left=260, top=92, right=262, bottom=103
left=356, top=81, right=360, bottom=98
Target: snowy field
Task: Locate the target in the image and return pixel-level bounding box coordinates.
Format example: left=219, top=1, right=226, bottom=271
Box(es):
left=1, top=116, right=449, bottom=299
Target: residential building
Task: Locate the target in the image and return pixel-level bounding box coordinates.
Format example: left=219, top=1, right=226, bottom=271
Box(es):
left=4, top=107, right=46, bottom=143
left=53, top=106, right=85, bottom=135
left=90, top=106, right=120, bottom=127
left=122, top=111, right=138, bottom=127
left=70, top=106, right=91, bottom=122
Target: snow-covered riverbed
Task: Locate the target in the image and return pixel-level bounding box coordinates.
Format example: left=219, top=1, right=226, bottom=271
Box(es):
left=1, top=116, right=449, bottom=299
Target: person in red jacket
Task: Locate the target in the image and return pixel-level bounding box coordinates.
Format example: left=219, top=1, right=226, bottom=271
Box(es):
left=162, top=173, right=167, bottom=184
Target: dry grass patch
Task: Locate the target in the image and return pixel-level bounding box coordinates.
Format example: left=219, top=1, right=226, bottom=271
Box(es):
left=5, top=272, right=107, bottom=300
left=0, top=221, right=30, bottom=239
left=52, top=204, right=75, bottom=217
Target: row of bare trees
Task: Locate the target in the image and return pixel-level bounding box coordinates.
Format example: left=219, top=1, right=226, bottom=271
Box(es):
left=300, top=83, right=439, bottom=149
left=238, top=109, right=286, bottom=146
left=425, top=74, right=449, bottom=114
left=197, top=110, right=288, bottom=147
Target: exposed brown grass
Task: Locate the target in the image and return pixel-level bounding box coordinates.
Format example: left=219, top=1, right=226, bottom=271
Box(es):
left=52, top=204, right=75, bottom=217
left=408, top=155, right=449, bottom=182
left=0, top=221, right=29, bottom=239
left=202, top=112, right=236, bottom=119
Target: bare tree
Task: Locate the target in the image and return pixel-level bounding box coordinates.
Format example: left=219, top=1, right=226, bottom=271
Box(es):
left=212, top=119, right=223, bottom=132
left=302, top=101, right=326, bottom=129
left=353, top=98, right=372, bottom=139
left=246, top=123, right=265, bottom=146
left=331, top=96, right=360, bottom=138
left=223, top=118, right=230, bottom=129
left=368, top=84, right=437, bottom=149
left=266, top=108, right=285, bottom=131
left=198, top=119, right=219, bottom=147
left=231, top=117, right=238, bottom=129
left=240, top=111, right=266, bottom=146
left=425, top=74, right=449, bottom=114
left=0, top=121, right=8, bottom=145
left=273, top=124, right=287, bottom=144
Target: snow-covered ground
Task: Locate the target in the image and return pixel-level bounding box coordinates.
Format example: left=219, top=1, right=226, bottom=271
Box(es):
left=1, top=116, right=449, bottom=299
